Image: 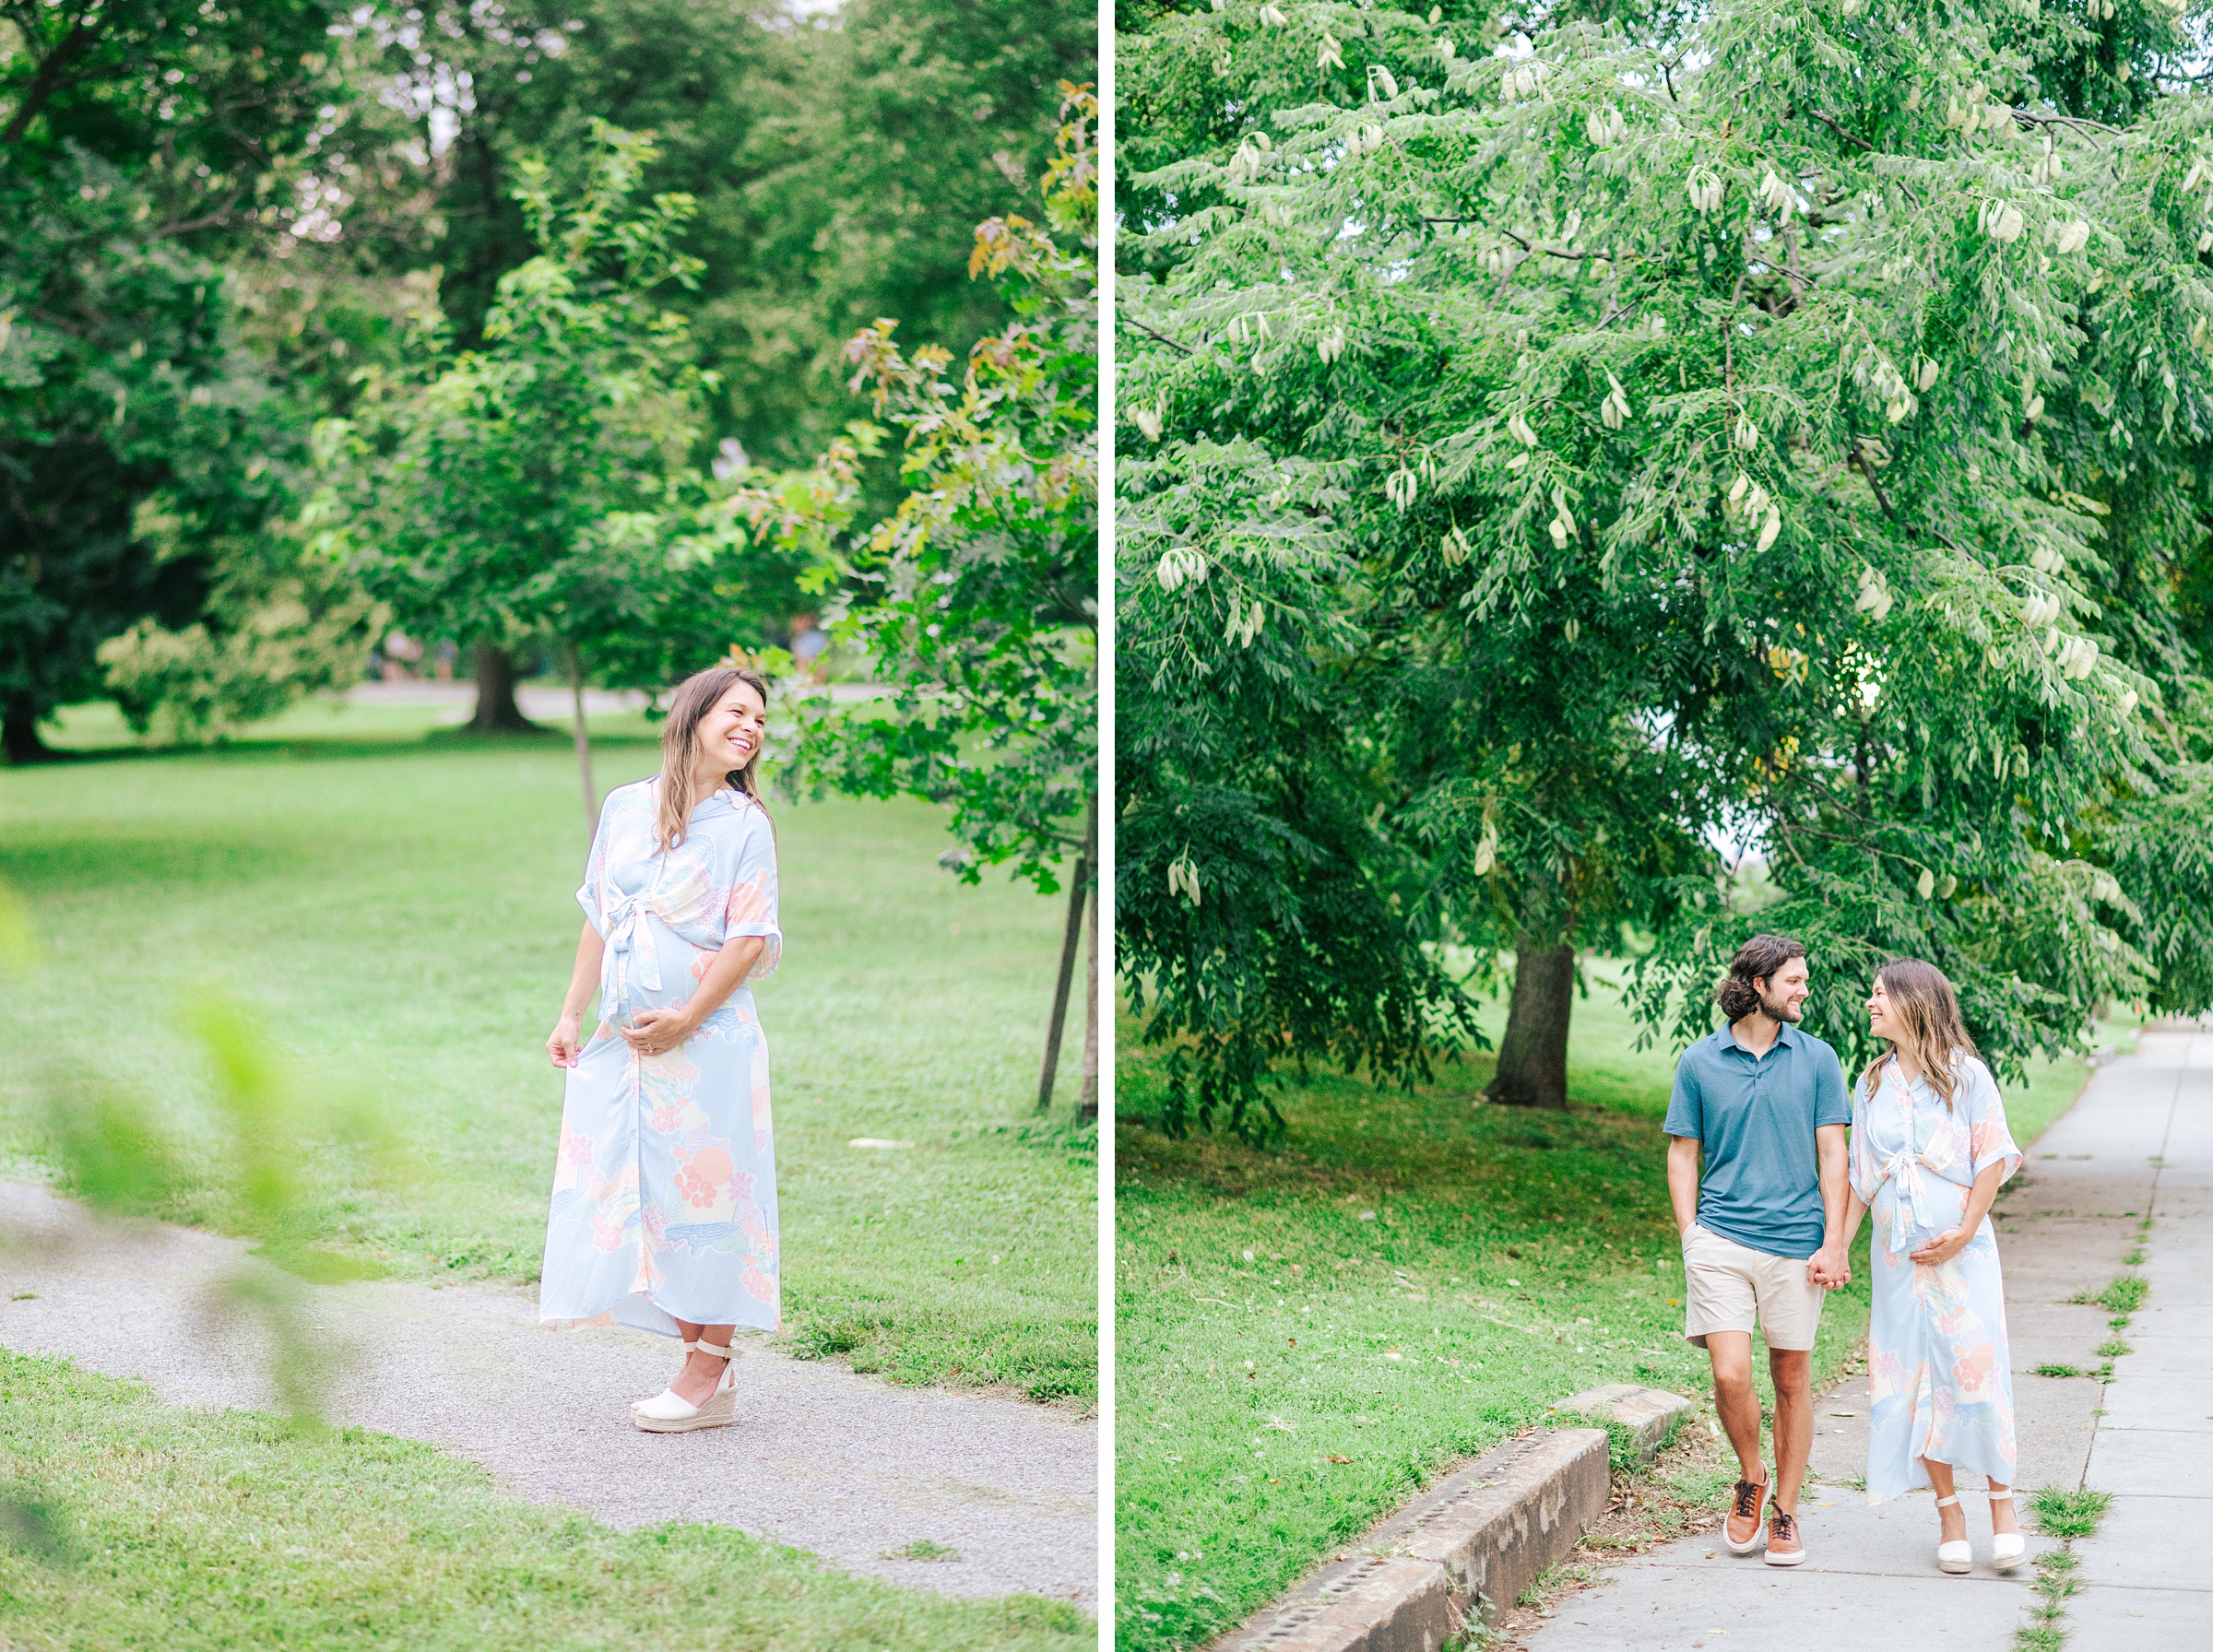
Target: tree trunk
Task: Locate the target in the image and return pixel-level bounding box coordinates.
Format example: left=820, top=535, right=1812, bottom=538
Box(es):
left=1036, top=795, right=1097, bottom=1114
left=1486, top=940, right=1575, bottom=1109
left=466, top=643, right=538, bottom=734
left=566, top=644, right=597, bottom=834
left=1075, top=874, right=1099, bottom=1124
left=2, top=699, right=54, bottom=766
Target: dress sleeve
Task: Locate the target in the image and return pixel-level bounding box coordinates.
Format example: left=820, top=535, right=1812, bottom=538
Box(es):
left=722, top=802, right=782, bottom=981
left=1848, top=1071, right=1880, bottom=1204
left=575, top=789, right=618, bottom=938
left=1963, top=1057, right=2022, bottom=1185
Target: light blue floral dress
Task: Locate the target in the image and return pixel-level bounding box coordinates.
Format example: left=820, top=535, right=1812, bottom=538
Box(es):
left=1850, top=1054, right=2022, bottom=1502
left=538, top=778, right=782, bottom=1338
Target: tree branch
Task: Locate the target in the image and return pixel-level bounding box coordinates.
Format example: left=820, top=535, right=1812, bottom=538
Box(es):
left=2, top=6, right=107, bottom=145
left=1119, top=317, right=1191, bottom=357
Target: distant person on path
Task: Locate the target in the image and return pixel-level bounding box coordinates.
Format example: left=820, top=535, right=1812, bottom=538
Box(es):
left=1839, top=959, right=2025, bottom=1575
left=1665, top=934, right=1852, bottom=1568
left=539, top=665, right=784, bottom=1433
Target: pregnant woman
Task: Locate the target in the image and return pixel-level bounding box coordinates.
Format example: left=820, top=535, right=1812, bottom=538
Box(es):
left=1840, top=959, right=2025, bottom=1573
left=539, top=664, right=783, bottom=1434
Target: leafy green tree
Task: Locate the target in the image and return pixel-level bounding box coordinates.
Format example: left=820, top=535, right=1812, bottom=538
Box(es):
left=311, top=122, right=799, bottom=823
left=0, top=0, right=378, bottom=760
left=768, top=88, right=1101, bottom=1116
left=1118, top=0, right=2213, bottom=1133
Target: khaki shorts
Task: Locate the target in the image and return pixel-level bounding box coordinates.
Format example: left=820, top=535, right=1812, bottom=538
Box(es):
left=1681, top=1221, right=1824, bottom=1352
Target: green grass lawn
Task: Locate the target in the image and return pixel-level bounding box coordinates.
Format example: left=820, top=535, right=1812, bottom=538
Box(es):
left=1, top=701, right=1095, bottom=1404
left=0, top=1350, right=1087, bottom=1652
left=1112, top=958, right=2129, bottom=1652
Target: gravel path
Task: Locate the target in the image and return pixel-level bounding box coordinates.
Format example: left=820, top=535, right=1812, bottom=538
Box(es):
left=1519, top=1025, right=2206, bottom=1651
left=0, top=1181, right=1096, bottom=1610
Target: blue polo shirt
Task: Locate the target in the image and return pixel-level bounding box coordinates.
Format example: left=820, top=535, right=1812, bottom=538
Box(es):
left=1663, top=1021, right=1850, bottom=1259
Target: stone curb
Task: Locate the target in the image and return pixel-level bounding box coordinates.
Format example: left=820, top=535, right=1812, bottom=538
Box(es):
left=1550, top=1383, right=1695, bottom=1461
left=1217, top=1426, right=1611, bottom=1652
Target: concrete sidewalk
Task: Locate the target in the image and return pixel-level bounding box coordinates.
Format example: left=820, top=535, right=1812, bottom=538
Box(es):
left=0, top=1181, right=1096, bottom=1609
left=2071, top=1024, right=2213, bottom=1648
left=1521, top=1026, right=2208, bottom=1651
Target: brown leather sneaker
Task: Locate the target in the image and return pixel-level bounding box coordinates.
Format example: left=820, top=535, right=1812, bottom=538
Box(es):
left=1765, top=1508, right=1806, bottom=1567
left=1722, top=1473, right=1769, bottom=1553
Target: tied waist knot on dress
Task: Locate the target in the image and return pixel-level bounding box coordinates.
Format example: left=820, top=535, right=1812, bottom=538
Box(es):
left=1872, top=1145, right=1945, bottom=1258
left=598, top=891, right=662, bottom=1021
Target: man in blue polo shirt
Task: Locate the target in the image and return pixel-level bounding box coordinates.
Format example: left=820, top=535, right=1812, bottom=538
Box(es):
left=1665, top=933, right=1851, bottom=1569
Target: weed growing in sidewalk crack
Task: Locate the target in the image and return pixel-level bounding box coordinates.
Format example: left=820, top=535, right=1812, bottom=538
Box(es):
left=2070, top=1276, right=2148, bottom=1316
left=2012, top=1491, right=2111, bottom=1652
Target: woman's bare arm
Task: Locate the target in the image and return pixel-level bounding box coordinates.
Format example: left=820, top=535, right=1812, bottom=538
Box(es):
left=547, top=920, right=607, bottom=1068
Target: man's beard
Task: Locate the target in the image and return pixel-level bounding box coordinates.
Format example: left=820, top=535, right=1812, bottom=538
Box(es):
left=1760, top=989, right=1803, bottom=1024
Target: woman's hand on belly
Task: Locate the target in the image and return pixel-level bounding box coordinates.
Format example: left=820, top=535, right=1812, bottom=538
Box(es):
left=620, top=1005, right=698, bottom=1057
left=1909, top=1224, right=1971, bottom=1267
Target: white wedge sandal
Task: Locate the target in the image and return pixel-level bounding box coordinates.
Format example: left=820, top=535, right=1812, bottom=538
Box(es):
left=1988, top=1489, right=2027, bottom=1572
left=632, top=1338, right=738, bottom=1434
left=1935, top=1494, right=1973, bottom=1575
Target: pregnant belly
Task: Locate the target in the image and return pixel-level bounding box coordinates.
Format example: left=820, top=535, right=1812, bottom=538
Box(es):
left=1874, top=1174, right=1970, bottom=1248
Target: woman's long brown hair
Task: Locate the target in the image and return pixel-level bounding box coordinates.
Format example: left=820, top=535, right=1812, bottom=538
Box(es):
left=653, top=665, right=770, bottom=854
left=1860, top=958, right=1980, bottom=1110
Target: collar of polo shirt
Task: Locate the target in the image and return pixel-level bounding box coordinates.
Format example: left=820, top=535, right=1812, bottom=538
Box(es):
left=1722, top=1020, right=1802, bottom=1056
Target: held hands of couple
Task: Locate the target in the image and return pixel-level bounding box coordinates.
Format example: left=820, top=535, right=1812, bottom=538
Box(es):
left=1805, top=1244, right=1852, bottom=1290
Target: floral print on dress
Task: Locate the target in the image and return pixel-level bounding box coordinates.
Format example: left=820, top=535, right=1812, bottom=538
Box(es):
left=1850, top=1054, right=2021, bottom=1502
left=538, top=778, right=783, bottom=1338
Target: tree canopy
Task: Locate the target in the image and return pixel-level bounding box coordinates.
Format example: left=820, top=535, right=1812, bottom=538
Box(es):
left=1118, top=0, right=2213, bottom=1137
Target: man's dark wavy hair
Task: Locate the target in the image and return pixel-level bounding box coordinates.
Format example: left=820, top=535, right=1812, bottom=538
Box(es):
left=1716, top=934, right=1808, bottom=1021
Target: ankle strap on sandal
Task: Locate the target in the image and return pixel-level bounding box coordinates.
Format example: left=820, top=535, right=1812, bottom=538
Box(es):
left=1988, top=1490, right=2014, bottom=1501
left=1935, top=1494, right=1961, bottom=1508
left=693, top=1339, right=735, bottom=1360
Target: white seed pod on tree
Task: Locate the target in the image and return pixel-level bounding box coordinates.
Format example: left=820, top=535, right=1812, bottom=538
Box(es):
left=1372, top=65, right=1400, bottom=102
left=1442, top=525, right=1470, bottom=565
left=1167, top=852, right=1202, bottom=906
left=1686, top=169, right=1723, bottom=214
left=1507, top=411, right=1539, bottom=446
left=1728, top=471, right=1750, bottom=506
left=2119, top=689, right=2139, bottom=715
left=1600, top=372, right=1631, bottom=430
left=1319, top=33, right=1344, bottom=72
left=1155, top=546, right=1207, bottom=590
left=1258, top=2, right=1287, bottom=24
left=2054, top=219, right=2091, bottom=255
left=1318, top=323, right=1347, bottom=364
left=1916, top=355, right=1941, bottom=390
left=2186, top=159, right=2207, bottom=193
left=1755, top=506, right=1781, bottom=553
left=1135, top=404, right=1165, bottom=442
left=1473, top=822, right=1498, bottom=876
left=1386, top=468, right=1418, bottom=511
left=1917, top=867, right=1935, bottom=900
left=1979, top=199, right=2026, bottom=242
left=1758, top=171, right=1795, bottom=218
left=1227, top=597, right=1266, bottom=646
left=1734, top=414, right=1760, bottom=450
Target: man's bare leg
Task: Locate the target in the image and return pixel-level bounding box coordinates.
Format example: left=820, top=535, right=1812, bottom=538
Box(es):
left=1706, top=1330, right=1767, bottom=1481
left=1768, top=1347, right=1813, bottom=1515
